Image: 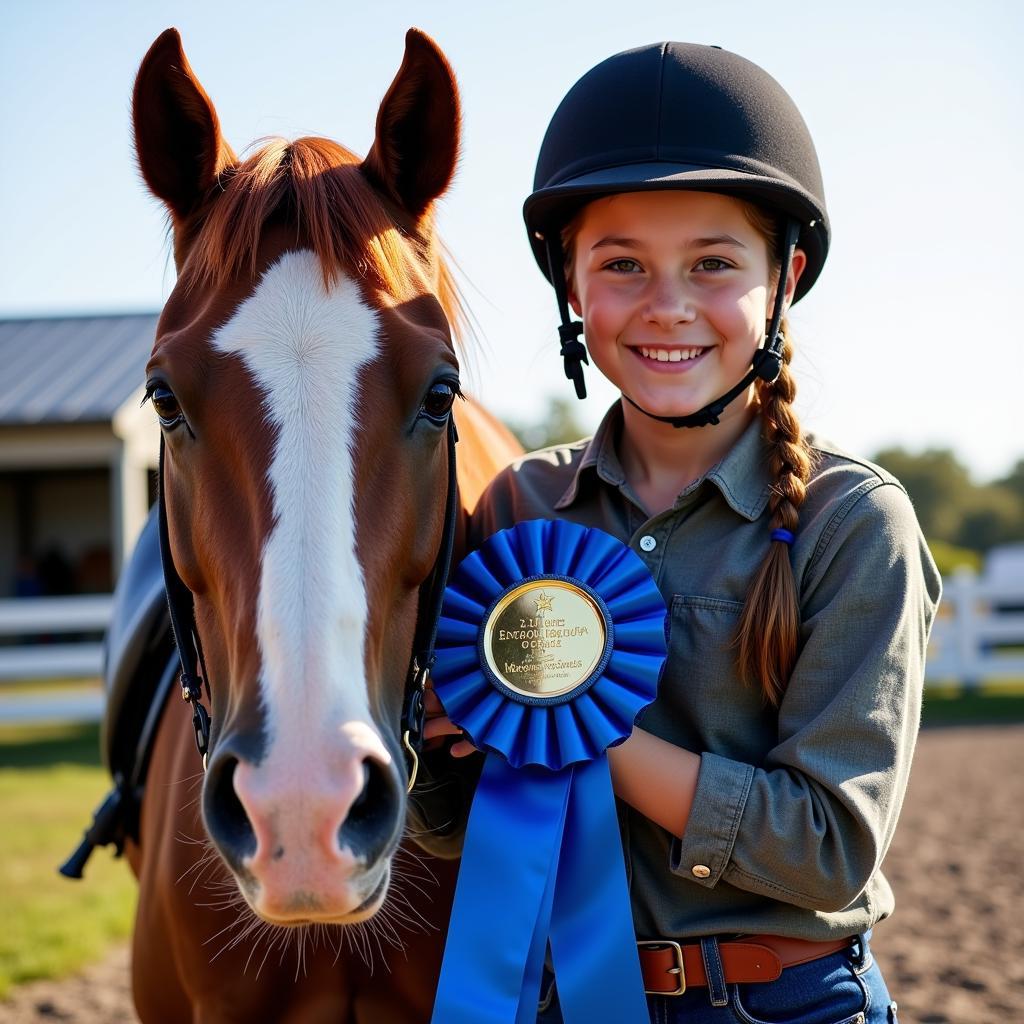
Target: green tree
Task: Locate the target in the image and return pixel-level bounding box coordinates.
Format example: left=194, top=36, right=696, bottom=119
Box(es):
left=996, top=458, right=1024, bottom=502
left=871, top=447, right=1024, bottom=554
left=924, top=539, right=982, bottom=576
left=507, top=396, right=588, bottom=452
left=957, top=484, right=1024, bottom=551
left=870, top=447, right=974, bottom=543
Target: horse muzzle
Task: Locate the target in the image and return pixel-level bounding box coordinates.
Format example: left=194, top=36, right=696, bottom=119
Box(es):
left=202, top=720, right=404, bottom=923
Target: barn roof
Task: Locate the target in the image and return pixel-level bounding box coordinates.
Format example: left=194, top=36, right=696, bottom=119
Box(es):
left=0, top=314, right=158, bottom=425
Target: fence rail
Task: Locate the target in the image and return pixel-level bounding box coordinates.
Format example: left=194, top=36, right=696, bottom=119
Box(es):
left=0, top=595, right=112, bottom=681
left=0, top=569, right=1021, bottom=687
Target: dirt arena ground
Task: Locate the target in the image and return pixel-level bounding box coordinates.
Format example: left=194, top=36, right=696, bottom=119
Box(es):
left=2, top=723, right=1020, bottom=1024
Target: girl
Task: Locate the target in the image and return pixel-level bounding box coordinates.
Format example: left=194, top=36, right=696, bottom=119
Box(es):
left=425, top=41, right=940, bottom=1024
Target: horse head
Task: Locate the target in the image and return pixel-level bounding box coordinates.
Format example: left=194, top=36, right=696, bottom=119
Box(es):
left=134, top=27, right=463, bottom=926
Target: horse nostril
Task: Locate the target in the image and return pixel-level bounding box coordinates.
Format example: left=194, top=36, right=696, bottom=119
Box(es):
left=340, top=757, right=393, bottom=857
left=351, top=762, right=371, bottom=814
left=203, top=752, right=256, bottom=870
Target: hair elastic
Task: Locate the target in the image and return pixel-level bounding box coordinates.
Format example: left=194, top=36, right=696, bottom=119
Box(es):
left=770, top=528, right=795, bottom=546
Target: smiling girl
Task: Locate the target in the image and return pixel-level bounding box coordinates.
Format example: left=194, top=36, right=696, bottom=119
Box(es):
left=427, top=42, right=940, bottom=1024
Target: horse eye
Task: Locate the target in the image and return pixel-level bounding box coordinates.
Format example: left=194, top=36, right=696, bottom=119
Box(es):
left=421, top=381, right=458, bottom=423
left=149, top=384, right=183, bottom=428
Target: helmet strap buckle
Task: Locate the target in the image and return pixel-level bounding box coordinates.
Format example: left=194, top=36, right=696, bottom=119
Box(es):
left=752, top=347, right=783, bottom=384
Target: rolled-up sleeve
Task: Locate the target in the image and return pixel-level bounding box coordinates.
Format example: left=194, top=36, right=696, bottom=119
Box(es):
left=671, top=481, right=941, bottom=911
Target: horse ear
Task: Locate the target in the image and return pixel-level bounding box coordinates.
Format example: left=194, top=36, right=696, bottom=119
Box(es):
left=362, top=29, right=460, bottom=218
left=132, top=28, right=236, bottom=224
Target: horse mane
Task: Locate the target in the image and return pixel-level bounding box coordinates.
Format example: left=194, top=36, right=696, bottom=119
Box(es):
left=181, top=136, right=468, bottom=344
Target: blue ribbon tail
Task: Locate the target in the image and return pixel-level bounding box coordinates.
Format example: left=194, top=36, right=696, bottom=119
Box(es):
left=548, top=757, right=648, bottom=1023
left=431, top=756, right=571, bottom=1024
left=515, top=849, right=558, bottom=1024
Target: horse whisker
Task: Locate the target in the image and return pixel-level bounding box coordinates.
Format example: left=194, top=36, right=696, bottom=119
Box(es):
left=204, top=911, right=253, bottom=951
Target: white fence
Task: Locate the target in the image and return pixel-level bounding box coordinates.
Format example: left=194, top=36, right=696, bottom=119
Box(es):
left=925, top=569, right=1024, bottom=687
left=0, top=570, right=1021, bottom=687
left=0, top=595, right=112, bottom=681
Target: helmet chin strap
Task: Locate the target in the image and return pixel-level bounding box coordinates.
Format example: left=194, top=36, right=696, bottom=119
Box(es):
left=546, top=232, right=589, bottom=399
left=549, top=217, right=800, bottom=426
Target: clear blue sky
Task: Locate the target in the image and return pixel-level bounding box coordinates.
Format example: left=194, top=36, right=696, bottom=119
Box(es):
left=2, top=1, right=1022, bottom=479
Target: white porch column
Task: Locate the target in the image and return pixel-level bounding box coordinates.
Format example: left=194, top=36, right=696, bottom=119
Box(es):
left=112, top=390, right=159, bottom=576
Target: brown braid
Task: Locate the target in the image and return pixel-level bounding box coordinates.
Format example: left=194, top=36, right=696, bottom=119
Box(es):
left=735, top=322, right=814, bottom=705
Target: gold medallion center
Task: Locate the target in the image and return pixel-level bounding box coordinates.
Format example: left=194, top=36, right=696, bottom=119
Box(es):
left=482, top=580, right=607, bottom=699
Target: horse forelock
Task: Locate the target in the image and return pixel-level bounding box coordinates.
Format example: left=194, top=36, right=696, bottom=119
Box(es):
left=181, top=135, right=468, bottom=348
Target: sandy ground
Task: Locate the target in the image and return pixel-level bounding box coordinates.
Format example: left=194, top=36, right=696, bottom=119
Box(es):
left=0, top=945, right=135, bottom=1023
left=2, top=723, right=1020, bottom=1024
left=869, top=724, right=1023, bottom=1023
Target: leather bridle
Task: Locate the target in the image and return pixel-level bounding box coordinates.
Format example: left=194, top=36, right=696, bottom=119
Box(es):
left=156, top=414, right=459, bottom=792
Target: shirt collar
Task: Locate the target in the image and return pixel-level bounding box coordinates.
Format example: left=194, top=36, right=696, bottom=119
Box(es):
left=700, top=414, right=774, bottom=522
left=554, top=402, right=773, bottom=522
left=553, top=403, right=626, bottom=510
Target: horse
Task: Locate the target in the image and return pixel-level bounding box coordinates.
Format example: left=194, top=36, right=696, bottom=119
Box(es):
left=124, top=27, right=521, bottom=1022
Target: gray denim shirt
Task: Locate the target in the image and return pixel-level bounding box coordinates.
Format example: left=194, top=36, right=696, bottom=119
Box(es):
left=423, top=400, right=942, bottom=944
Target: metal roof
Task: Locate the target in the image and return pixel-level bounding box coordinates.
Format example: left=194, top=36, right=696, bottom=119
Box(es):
left=0, top=314, right=158, bottom=425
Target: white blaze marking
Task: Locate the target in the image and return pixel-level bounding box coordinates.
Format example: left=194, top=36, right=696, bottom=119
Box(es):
left=213, top=250, right=380, bottom=764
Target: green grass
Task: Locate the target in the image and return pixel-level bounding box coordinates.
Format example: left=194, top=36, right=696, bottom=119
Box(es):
left=921, top=685, right=1024, bottom=727
left=0, top=722, right=136, bottom=999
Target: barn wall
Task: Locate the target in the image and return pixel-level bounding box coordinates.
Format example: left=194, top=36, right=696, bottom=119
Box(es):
left=0, top=467, right=111, bottom=596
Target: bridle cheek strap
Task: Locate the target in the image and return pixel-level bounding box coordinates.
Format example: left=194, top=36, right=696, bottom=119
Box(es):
left=401, top=413, right=459, bottom=792
left=157, top=436, right=212, bottom=767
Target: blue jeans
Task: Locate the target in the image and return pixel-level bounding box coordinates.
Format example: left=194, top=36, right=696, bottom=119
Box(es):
left=536, top=934, right=899, bottom=1023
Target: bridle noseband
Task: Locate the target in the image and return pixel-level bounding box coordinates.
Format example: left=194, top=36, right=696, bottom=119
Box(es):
left=157, top=414, right=460, bottom=792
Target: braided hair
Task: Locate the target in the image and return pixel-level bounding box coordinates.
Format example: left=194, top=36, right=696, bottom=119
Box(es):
left=735, top=324, right=814, bottom=706
left=728, top=204, right=815, bottom=705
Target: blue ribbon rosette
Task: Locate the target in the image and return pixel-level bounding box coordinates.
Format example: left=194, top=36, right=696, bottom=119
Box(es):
left=429, top=519, right=668, bottom=1024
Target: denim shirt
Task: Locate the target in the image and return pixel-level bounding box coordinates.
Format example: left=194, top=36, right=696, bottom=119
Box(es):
left=434, top=401, right=942, bottom=943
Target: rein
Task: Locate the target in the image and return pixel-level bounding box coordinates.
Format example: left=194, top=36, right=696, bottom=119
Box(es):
left=156, top=414, right=459, bottom=791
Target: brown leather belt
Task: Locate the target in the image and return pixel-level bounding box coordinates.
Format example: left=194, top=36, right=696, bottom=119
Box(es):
left=639, top=935, right=854, bottom=996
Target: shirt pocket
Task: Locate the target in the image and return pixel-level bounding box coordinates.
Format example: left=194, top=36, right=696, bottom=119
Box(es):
left=642, top=594, right=768, bottom=755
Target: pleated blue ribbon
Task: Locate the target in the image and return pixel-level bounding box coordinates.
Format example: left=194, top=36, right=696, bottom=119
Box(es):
left=430, top=519, right=668, bottom=1024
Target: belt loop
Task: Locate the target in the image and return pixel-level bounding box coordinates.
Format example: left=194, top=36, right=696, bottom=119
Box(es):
left=699, top=936, right=729, bottom=1008
left=851, top=931, right=869, bottom=970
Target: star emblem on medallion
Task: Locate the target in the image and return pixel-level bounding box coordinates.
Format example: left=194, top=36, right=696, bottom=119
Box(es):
left=534, top=592, right=554, bottom=614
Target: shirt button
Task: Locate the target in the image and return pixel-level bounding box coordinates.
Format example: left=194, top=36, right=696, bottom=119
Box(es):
left=639, top=535, right=657, bottom=552
left=691, top=864, right=711, bottom=879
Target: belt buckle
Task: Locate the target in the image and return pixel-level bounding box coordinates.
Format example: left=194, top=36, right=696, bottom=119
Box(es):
left=639, top=940, right=686, bottom=996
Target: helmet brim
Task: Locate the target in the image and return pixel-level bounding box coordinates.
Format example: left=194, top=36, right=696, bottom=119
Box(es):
left=523, top=161, right=829, bottom=303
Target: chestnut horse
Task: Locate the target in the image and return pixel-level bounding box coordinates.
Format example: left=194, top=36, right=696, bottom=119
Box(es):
left=126, top=28, right=519, bottom=1023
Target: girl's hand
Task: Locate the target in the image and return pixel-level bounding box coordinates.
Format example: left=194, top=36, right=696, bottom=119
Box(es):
left=423, top=678, right=479, bottom=758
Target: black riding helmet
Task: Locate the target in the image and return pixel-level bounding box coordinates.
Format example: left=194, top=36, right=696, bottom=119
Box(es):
left=523, top=42, right=830, bottom=425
